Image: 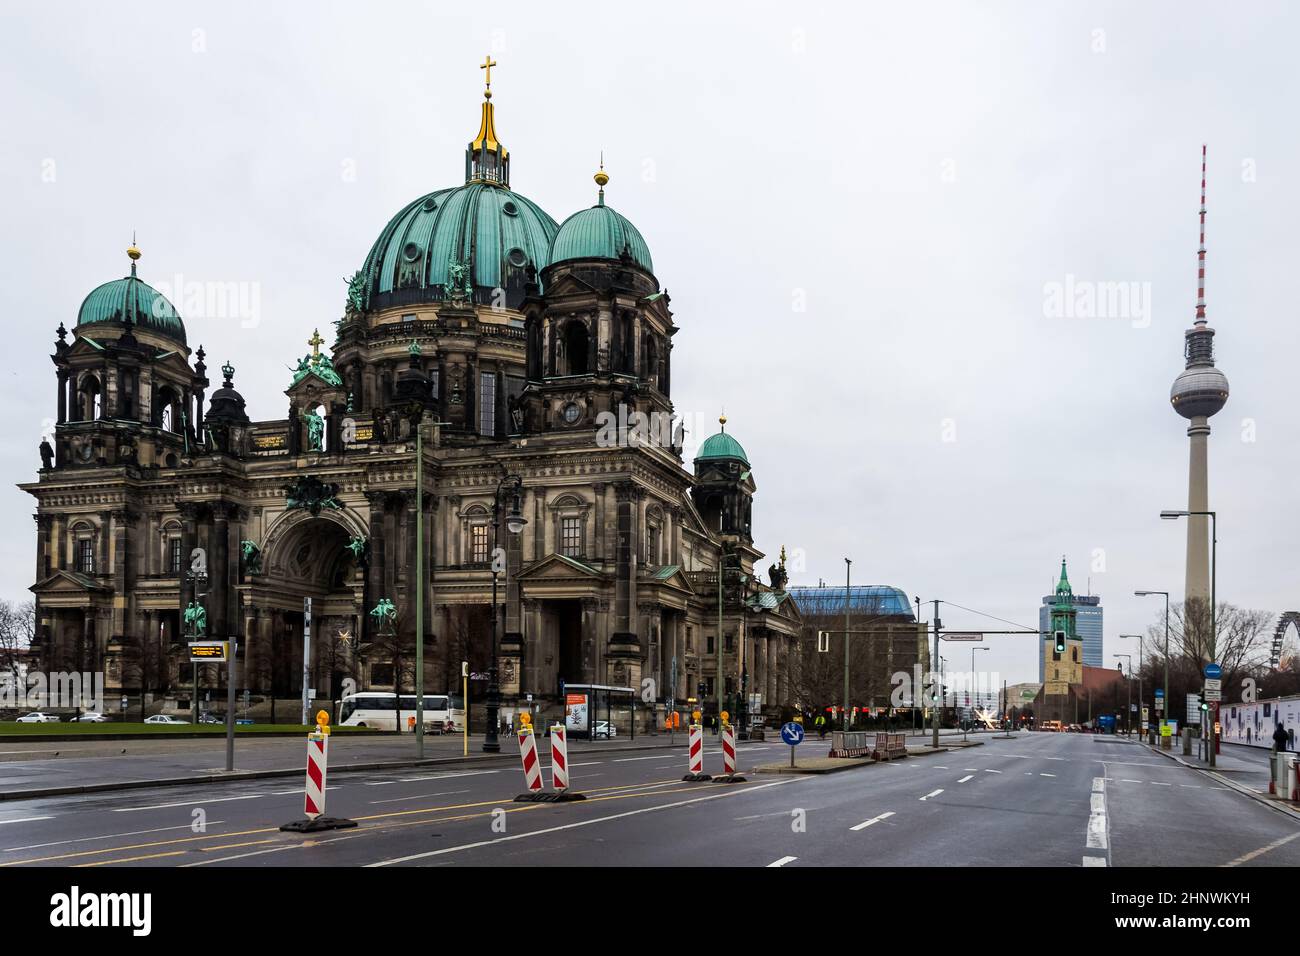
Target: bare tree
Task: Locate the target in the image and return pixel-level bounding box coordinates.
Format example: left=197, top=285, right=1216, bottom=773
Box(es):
left=1144, top=601, right=1275, bottom=716
left=0, top=600, right=35, bottom=692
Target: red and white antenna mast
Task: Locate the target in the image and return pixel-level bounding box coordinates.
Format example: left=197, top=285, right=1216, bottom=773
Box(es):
left=1195, top=144, right=1208, bottom=326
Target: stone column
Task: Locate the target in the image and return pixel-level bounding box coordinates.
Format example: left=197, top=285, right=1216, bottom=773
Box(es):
left=178, top=503, right=199, bottom=617
left=211, top=503, right=230, bottom=638
left=364, top=491, right=388, bottom=642
left=766, top=635, right=778, bottom=707
left=607, top=482, right=641, bottom=688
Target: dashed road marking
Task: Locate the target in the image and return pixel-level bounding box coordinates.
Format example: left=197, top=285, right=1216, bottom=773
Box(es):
left=850, top=811, right=896, bottom=831
left=920, top=789, right=944, bottom=801
left=768, top=856, right=797, bottom=867
left=957, top=775, right=974, bottom=783
left=1040, top=773, right=1056, bottom=778
left=1082, top=855, right=1107, bottom=867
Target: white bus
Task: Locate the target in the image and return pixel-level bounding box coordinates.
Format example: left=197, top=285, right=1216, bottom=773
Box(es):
left=337, top=692, right=465, bottom=733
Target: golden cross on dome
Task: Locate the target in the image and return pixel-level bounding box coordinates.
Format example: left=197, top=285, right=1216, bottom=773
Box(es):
left=480, top=54, right=497, bottom=96
left=307, top=328, right=324, bottom=358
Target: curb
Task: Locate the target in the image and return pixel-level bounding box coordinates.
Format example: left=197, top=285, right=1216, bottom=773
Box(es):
left=1143, top=742, right=1300, bottom=823
left=0, top=739, right=690, bottom=802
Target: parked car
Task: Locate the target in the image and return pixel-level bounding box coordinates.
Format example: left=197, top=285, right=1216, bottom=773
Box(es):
left=593, top=720, right=617, bottom=739
left=198, top=713, right=223, bottom=724
left=15, top=712, right=61, bottom=723
left=72, top=712, right=110, bottom=722
left=144, top=715, right=189, bottom=725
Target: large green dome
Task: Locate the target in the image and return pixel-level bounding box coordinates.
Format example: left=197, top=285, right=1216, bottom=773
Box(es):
left=359, top=182, right=558, bottom=311
left=77, top=267, right=185, bottom=344
left=549, top=201, right=653, bottom=274
left=696, top=429, right=749, bottom=466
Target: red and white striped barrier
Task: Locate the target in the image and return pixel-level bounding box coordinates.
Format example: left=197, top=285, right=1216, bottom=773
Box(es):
left=304, top=733, right=328, bottom=819
left=278, top=720, right=357, bottom=833
left=682, top=723, right=710, bottom=780
left=518, top=727, right=543, bottom=792
left=550, top=725, right=569, bottom=791
left=721, top=723, right=737, bottom=775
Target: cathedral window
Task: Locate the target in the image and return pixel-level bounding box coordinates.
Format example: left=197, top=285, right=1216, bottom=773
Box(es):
left=560, top=517, right=583, bottom=558
left=560, top=320, right=589, bottom=375
left=470, top=524, right=489, bottom=564
left=549, top=495, right=589, bottom=559
left=169, top=537, right=182, bottom=574
left=76, top=538, right=95, bottom=574
left=479, top=371, right=497, bottom=436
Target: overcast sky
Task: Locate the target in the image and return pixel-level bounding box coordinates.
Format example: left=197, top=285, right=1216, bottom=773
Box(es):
left=3, top=1, right=1297, bottom=684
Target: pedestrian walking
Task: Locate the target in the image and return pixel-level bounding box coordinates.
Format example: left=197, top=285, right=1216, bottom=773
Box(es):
left=1272, top=722, right=1289, bottom=753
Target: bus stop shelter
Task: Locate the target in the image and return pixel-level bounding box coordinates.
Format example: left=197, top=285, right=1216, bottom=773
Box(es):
left=563, top=684, right=636, bottom=739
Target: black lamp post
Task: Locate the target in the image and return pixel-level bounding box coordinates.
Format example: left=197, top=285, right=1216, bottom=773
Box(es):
left=483, top=474, right=527, bottom=753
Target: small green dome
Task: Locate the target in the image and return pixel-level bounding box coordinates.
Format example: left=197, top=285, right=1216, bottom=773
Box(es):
left=360, top=182, right=558, bottom=311
left=696, top=430, right=749, bottom=466
left=550, top=202, right=653, bottom=274
left=77, top=273, right=185, bottom=344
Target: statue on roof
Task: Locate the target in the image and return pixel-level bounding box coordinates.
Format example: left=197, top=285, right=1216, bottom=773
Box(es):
left=346, top=270, right=367, bottom=313
left=301, top=408, right=325, bottom=451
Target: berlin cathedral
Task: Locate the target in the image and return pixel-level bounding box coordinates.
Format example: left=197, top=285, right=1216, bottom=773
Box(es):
left=20, top=60, right=802, bottom=726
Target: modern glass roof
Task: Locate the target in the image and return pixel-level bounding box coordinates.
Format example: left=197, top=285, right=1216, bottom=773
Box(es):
left=788, top=585, right=915, bottom=620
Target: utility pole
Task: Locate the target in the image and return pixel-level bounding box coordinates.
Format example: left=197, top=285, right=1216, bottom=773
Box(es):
left=931, top=599, right=941, bottom=749
left=843, top=558, right=851, bottom=733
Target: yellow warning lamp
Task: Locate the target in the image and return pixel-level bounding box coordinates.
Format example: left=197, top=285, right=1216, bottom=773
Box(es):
left=519, top=712, right=532, bottom=727
left=720, top=710, right=730, bottom=725
left=316, top=710, right=331, bottom=735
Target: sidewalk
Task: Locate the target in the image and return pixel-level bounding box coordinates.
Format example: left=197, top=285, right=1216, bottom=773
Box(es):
left=0, top=731, right=689, bottom=801
left=1144, top=737, right=1300, bottom=821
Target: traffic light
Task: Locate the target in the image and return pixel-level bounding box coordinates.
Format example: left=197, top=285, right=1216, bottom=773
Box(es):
left=1054, top=630, right=1066, bottom=653
left=1199, top=693, right=1208, bottom=713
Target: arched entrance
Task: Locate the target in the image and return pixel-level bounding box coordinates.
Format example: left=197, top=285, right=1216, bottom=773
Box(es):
left=246, top=510, right=366, bottom=710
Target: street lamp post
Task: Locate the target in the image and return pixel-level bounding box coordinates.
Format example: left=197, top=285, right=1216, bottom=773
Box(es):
left=1158, top=509, right=1218, bottom=766
left=1134, top=590, right=1170, bottom=747
left=1120, top=634, right=1144, bottom=736
left=483, top=474, right=527, bottom=754
left=1113, top=653, right=1132, bottom=735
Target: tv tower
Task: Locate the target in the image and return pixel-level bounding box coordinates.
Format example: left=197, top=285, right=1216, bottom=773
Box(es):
left=1169, top=146, right=1229, bottom=603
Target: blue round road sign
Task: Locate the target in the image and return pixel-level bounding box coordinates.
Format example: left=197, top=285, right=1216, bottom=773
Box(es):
left=781, top=722, right=805, bottom=745
left=1205, top=663, right=1222, bottom=679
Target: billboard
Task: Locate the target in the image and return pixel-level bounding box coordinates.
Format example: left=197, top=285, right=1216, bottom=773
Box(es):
left=565, top=693, right=589, bottom=732
left=1220, top=696, right=1300, bottom=749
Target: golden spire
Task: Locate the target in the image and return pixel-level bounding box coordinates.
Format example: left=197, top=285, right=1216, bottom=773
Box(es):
left=470, top=54, right=507, bottom=161
left=308, top=328, right=324, bottom=358
left=127, top=231, right=141, bottom=277
left=594, top=152, right=608, bottom=205
left=719, top=412, right=727, bottom=432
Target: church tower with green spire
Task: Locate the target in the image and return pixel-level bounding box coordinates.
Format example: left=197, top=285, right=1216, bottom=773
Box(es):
left=1042, top=558, right=1084, bottom=717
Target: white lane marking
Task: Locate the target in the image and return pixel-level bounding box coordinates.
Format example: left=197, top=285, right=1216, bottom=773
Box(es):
left=0, top=817, right=53, bottom=826
left=850, top=811, right=896, bottom=831
left=932, top=766, right=949, bottom=770
left=984, top=769, right=1002, bottom=774
left=1083, top=855, right=1108, bottom=867
left=957, top=775, right=974, bottom=783
left=963, top=768, right=979, bottom=772
left=111, top=793, right=266, bottom=813
left=615, top=754, right=686, bottom=762
left=1004, top=755, right=1029, bottom=759
left=1223, top=830, right=1300, bottom=867
left=268, top=786, right=341, bottom=795
left=396, top=770, right=500, bottom=782
left=1092, top=776, right=1105, bottom=793
left=364, top=781, right=397, bottom=786
left=2, top=820, right=225, bottom=852
left=768, top=856, right=798, bottom=867
left=182, top=844, right=300, bottom=867
left=1039, top=773, right=1056, bottom=778
left=1150, top=782, right=1171, bottom=786
left=920, top=789, right=944, bottom=801
left=1122, top=778, right=1142, bottom=783
left=365, top=778, right=797, bottom=866
left=1086, top=785, right=1109, bottom=850
left=368, top=789, right=471, bottom=806
left=1045, top=757, right=1066, bottom=761
left=1179, top=784, right=1201, bottom=789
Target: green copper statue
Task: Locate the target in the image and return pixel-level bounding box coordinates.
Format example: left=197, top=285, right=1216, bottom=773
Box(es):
left=183, top=601, right=207, bottom=636
left=301, top=409, right=325, bottom=451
